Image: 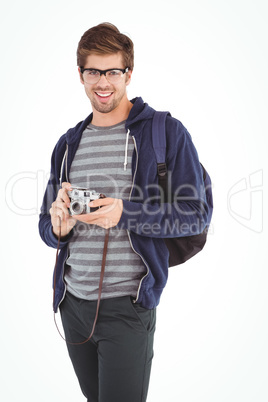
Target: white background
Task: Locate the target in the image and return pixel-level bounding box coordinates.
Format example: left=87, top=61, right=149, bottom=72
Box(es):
left=1, top=0, right=267, bottom=401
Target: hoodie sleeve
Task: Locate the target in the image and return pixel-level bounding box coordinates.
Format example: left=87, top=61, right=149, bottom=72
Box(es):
left=38, top=135, right=73, bottom=249
left=118, top=118, right=209, bottom=238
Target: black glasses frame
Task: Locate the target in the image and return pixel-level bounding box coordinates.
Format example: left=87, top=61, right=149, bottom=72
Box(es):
left=80, top=67, right=129, bottom=76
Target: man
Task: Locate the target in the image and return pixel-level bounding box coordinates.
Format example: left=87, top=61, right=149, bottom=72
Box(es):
left=39, top=23, right=209, bottom=402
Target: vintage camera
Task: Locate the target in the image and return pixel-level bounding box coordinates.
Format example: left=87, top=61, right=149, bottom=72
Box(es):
left=68, top=187, right=104, bottom=215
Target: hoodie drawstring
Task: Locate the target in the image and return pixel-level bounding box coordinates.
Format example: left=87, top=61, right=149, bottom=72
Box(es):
left=59, top=145, right=68, bottom=186
left=124, top=129, right=130, bottom=171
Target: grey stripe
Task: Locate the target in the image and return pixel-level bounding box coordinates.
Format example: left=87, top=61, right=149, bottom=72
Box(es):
left=75, top=144, right=127, bottom=155
left=66, top=279, right=141, bottom=291
left=68, top=253, right=143, bottom=262
left=66, top=270, right=144, bottom=280
left=78, top=137, right=129, bottom=147
left=70, top=163, right=124, bottom=172
left=68, top=246, right=138, bottom=254
left=72, top=151, right=127, bottom=162
left=69, top=231, right=133, bottom=244
left=65, top=264, right=145, bottom=273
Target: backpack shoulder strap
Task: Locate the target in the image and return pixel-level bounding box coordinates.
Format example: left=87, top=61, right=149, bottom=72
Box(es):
left=152, top=111, right=169, bottom=179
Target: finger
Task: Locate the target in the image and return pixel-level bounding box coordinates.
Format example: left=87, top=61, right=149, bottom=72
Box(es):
left=51, top=201, right=70, bottom=219
left=61, top=182, right=72, bottom=190
left=50, top=206, right=64, bottom=222
left=88, top=197, right=115, bottom=208
left=57, top=188, right=71, bottom=206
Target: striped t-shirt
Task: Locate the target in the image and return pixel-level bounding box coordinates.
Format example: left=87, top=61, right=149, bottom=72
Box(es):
left=64, top=121, right=146, bottom=301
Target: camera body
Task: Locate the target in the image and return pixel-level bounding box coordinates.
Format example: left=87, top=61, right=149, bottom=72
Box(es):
left=68, top=187, right=103, bottom=215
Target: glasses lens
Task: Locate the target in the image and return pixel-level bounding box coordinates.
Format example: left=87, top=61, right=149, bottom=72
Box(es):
left=105, top=70, right=124, bottom=83
left=82, top=69, right=125, bottom=84
left=82, top=69, right=100, bottom=84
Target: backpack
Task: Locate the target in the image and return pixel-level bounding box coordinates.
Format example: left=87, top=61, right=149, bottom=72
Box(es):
left=152, top=111, right=213, bottom=267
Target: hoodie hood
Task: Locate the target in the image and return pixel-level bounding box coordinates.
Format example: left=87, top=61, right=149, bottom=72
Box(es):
left=126, top=97, right=155, bottom=130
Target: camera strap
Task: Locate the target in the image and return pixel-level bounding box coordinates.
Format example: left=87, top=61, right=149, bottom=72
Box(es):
left=53, top=220, right=110, bottom=345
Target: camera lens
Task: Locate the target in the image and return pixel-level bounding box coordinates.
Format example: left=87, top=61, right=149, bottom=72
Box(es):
left=70, top=201, right=83, bottom=215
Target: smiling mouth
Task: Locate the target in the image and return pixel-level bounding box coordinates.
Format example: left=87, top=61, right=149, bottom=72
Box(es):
left=95, top=92, right=113, bottom=98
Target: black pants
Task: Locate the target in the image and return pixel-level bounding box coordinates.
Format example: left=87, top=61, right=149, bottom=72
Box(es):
left=60, top=292, right=156, bottom=402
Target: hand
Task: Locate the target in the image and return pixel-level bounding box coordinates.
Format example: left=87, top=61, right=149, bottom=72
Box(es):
left=75, top=197, right=123, bottom=229
left=50, top=182, right=77, bottom=238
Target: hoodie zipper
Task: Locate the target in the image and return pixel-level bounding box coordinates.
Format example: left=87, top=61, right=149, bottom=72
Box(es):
left=57, top=143, right=69, bottom=311
left=59, top=144, right=69, bottom=185
left=65, top=144, right=69, bottom=182
left=127, top=135, right=150, bottom=303
left=56, top=252, right=69, bottom=312
left=124, top=130, right=130, bottom=171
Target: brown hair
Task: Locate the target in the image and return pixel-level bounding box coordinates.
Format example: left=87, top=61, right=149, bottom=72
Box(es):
left=77, top=23, right=134, bottom=70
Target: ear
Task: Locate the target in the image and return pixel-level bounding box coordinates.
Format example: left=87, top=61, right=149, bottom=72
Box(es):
left=125, top=69, right=132, bottom=86
left=78, top=67, right=84, bottom=85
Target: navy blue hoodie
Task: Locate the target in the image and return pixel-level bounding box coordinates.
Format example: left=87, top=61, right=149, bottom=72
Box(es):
left=39, top=97, right=209, bottom=312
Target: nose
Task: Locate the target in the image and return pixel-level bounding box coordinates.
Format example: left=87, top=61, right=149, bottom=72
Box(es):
left=97, top=73, right=110, bottom=86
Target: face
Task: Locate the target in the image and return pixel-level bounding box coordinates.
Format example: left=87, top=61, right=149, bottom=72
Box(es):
left=79, top=53, right=132, bottom=115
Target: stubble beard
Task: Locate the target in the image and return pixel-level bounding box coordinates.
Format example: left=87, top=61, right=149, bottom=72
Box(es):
left=91, top=96, right=119, bottom=114
left=88, top=85, right=127, bottom=114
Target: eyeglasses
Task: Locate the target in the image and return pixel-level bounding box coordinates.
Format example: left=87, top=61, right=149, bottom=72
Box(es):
left=80, top=67, right=129, bottom=84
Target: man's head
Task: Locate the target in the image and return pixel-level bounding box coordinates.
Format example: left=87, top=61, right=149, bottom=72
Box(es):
left=77, top=23, right=134, bottom=123
left=77, top=22, right=134, bottom=71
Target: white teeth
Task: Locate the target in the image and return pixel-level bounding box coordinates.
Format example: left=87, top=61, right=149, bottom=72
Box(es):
left=96, top=92, right=112, bottom=97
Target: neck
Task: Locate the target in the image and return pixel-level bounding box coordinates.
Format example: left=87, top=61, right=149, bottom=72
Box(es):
left=91, top=97, right=133, bottom=127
